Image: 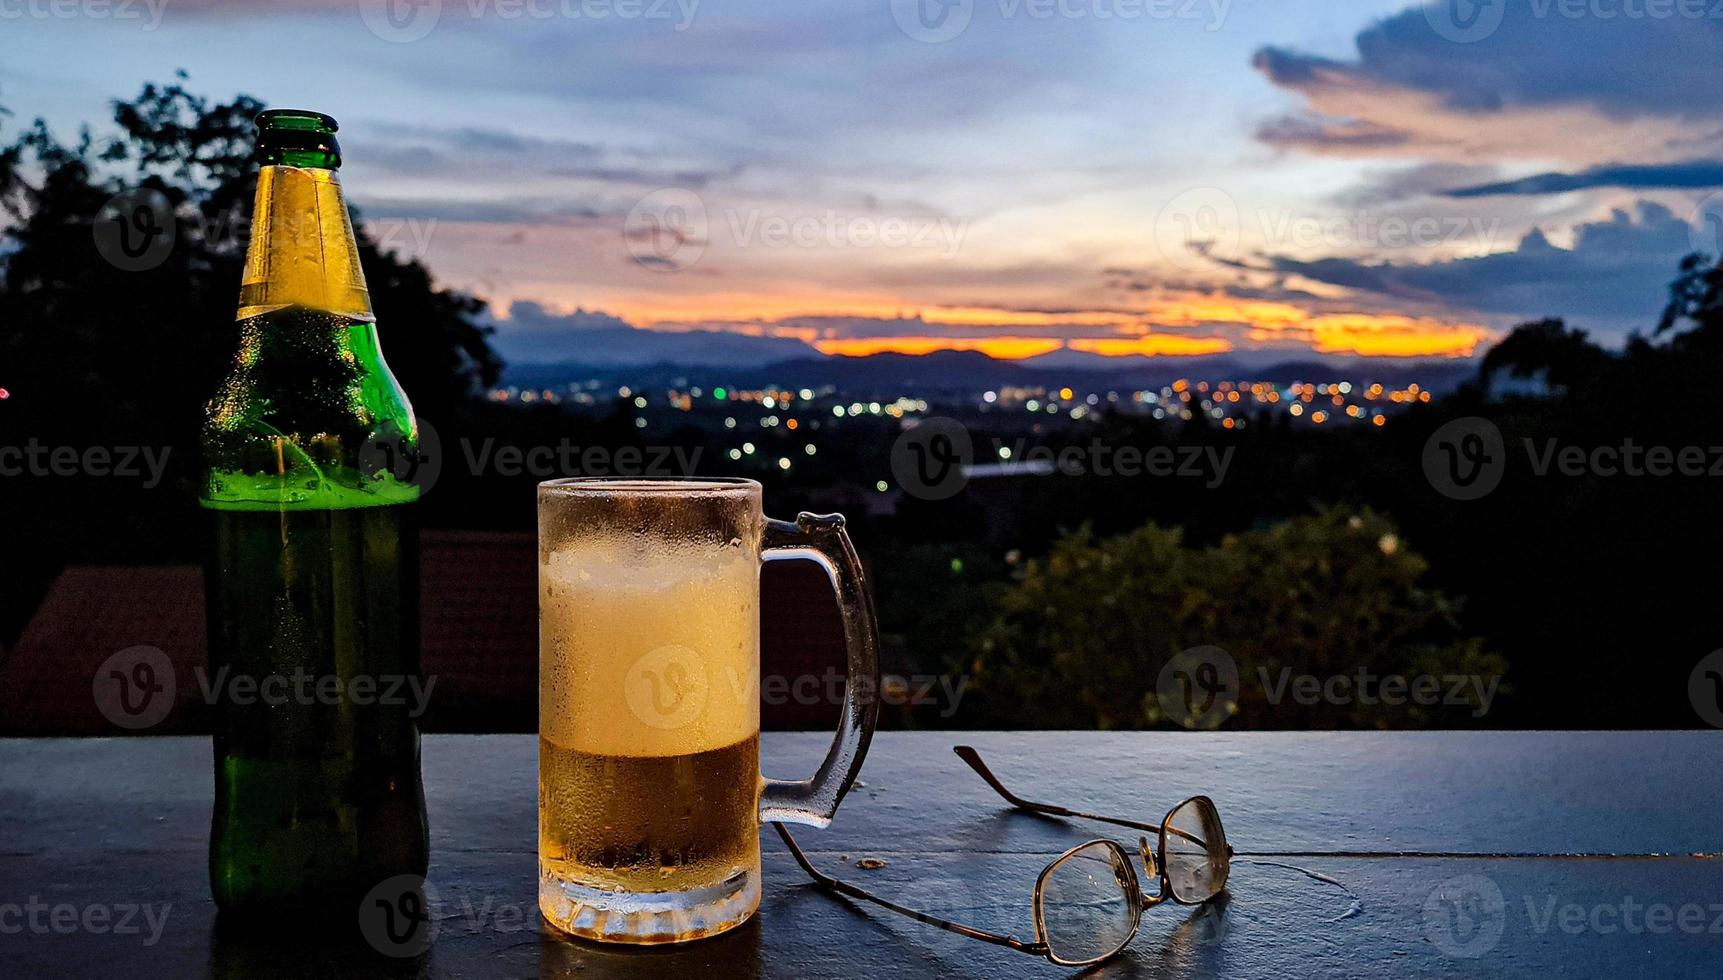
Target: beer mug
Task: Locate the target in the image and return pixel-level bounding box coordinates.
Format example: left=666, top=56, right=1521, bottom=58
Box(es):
left=536, top=477, right=880, bottom=943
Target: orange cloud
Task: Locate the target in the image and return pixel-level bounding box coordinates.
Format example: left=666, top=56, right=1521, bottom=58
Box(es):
left=1069, top=335, right=1233, bottom=357
left=1250, top=313, right=1491, bottom=358
left=516, top=284, right=1490, bottom=361
left=813, top=336, right=1065, bottom=359
left=1140, top=296, right=1309, bottom=330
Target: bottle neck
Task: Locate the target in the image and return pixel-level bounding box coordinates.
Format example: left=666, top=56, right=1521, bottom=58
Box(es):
left=237, top=165, right=373, bottom=323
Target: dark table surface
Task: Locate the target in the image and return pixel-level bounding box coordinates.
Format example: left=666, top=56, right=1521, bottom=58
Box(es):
left=3, top=731, right=1721, bottom=978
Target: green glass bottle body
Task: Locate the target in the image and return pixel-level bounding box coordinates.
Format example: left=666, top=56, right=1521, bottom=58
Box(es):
left=201, top=110, right=428, bottom=913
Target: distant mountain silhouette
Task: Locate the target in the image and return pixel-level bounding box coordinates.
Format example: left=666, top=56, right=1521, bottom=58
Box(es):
left=490, top=304, right=1480, bottom=392
left=504, top=347, right=1479, bottom=397
left=489, top=302, right=823, bottom=367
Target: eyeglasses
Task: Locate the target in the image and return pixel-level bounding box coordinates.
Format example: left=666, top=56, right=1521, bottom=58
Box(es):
left=774, top=745, right=1233, bottom=967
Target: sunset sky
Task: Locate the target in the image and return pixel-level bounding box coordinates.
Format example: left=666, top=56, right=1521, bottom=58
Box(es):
left=5, top=1, right=1722, bottom=364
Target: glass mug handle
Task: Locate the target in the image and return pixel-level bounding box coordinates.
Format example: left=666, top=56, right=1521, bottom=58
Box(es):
left=757, top=512, right=880, bottom=828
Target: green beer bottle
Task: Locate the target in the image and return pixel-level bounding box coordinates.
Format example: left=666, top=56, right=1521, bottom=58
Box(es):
left=202, top=109, right=428, bottom=913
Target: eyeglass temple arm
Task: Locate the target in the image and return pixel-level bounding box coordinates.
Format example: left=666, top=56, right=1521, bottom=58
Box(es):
left=952, top=746, right=1227, bottom=855
left=771, top=823, right=1047, bottom=955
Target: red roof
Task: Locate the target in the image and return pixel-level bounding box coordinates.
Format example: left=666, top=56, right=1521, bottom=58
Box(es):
left=0, top=531, right=849, bottom=735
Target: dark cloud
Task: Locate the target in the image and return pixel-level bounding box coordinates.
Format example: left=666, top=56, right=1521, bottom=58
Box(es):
left=1334, top=162, right=1504, bottom=207
left=1255, top=202, right=1700, bottom=334
left=368, top=125, right=603, bottom=160
left=1253, top=2, right=1723, bottom=162
left=1255, top=114, right=1411, bottom=152
left=351, top=123, right=727, bottom=189
left=1444, top=160, right=1723, bottom=197
left=1099, top=268, right=1328, bottom=305
left=1262, top=2, right=1723, bottom=115
left=768, top=314, right=1145, bottom=342
left=357, top=197, right=606, bottom=224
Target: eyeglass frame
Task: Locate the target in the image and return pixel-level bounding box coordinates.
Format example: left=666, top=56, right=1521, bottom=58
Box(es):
left=772, top=744, right=1233, bottom=967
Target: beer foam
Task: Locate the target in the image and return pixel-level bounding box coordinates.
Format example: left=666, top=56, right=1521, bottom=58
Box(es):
left=540, top=539, right=760, bottom=758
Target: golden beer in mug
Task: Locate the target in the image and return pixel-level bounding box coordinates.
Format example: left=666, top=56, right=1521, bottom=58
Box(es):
left=537, top=478, right=879, bottom=943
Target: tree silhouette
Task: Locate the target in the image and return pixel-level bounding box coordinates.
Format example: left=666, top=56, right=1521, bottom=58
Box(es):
left=1657, top=253, right=1723, bottom=343
left=1478, top=318, right=1609, bottom=398
left=0, top=76, right=502, bottom=638
left=966, top=509, right=1502, bottom=729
